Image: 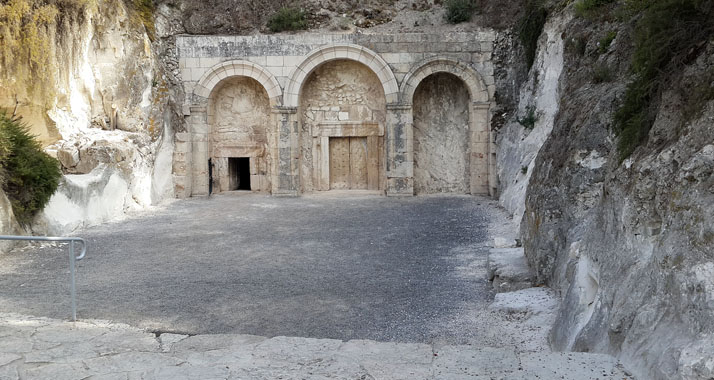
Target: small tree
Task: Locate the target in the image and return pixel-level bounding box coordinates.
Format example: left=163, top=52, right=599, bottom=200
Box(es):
left=0, top=112, right=62, bottom=226
left=445, top=0, right=476, bottom=24
left=268, top=7, right=307, bottom=32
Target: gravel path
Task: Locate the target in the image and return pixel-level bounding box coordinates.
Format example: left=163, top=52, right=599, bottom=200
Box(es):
left=0, top=193, right=496, bottom=344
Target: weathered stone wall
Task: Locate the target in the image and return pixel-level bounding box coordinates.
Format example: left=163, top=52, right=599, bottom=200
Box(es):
left=413, top=73, right=471, bottom=194
left=175, top=32, right=496, bottom=197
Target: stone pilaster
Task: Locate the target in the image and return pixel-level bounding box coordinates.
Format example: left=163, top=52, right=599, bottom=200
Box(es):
left=385, top=104, right=414, bottom=196
left=188, top=106, right=210, bottom=196
left=272, top=107, right=300, bottom=196
left=470, top=102, right=491, bottom=195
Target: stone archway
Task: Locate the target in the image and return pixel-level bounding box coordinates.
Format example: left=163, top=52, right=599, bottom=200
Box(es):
left=286, top=45, right=397, bottom=194
left=298, top=60, right=387, bottom=192
left=413, top=73, right=471, bottom=194
left=208, top=77, right=272, bottom=193
left=186, top=60, right=282, bottom=196
left=400, top=57, right=492, bottom=195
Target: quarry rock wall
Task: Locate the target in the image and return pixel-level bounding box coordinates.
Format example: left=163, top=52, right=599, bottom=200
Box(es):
left=0, top=0, right=182, bottom=237
left=493, top=3, right=714, bottom=379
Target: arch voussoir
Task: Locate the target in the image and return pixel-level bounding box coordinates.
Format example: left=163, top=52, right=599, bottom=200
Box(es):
left=400, top=57, right=490, bottom=105
left=194, top=59, right=283, bottom=107
left=284, top=44, right=399, bottom=107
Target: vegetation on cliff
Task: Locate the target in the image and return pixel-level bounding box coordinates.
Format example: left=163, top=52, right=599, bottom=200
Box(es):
left=571, top=0, right=714, bottom=160
left=445, top=0, right=477, bottom=23
left=267, top=6, right=308, bottom=32
left=0, top=0, right=93, bottom=98
left=0, top=112, right=61, bottom=226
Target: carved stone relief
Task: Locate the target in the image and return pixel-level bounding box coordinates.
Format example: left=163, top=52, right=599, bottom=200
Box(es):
left=209, top=76, right=272, bottom=192
left=413, top=73, right=471, bottom=194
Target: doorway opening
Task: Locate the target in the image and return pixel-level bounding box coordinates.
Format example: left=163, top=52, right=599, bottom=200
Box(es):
left=228, top=157, right=251, bottom=191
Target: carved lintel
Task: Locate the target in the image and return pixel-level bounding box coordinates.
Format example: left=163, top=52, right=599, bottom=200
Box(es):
left=312, top=122, right=383, bottom=137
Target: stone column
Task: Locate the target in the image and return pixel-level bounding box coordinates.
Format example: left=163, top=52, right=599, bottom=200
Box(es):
left=385, top=104, right=414, bottom=196
left=488, top=101, right=498, bottom=197
left=189, top=106, right=210, bottom=196
left=469, top=102, right=491, bottom=195
left=272, top=107, right=300, bottom=196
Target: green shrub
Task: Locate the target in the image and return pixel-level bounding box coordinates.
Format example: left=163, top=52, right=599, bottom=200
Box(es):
left=592, top=64, right=613, bottom=83
left=445, top=0, right=476, bottom=24
left=131, top=0, right=155, bottom=40
left=574, top=0, right=616, bottom=18
left=517, top=106, right=538, bottom=129
left=268, top=7, right=307, bottom=32
left=0, top=112, right=62, bottom=226
left=598, top=30, right=617, bottom=53
left=517, top=0, right=548, bottom=70
left=614, top=0, right=714, bottom=161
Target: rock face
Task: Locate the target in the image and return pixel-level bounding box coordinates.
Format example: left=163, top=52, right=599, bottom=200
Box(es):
left=493, top=3, right=714, bottom=379
left=0, top=0, right=182, bottom=236
left=496, top=13, right=569, bottom=227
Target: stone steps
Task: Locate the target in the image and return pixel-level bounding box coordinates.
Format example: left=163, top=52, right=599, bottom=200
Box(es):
left=0, top=313, right=634, bottom=380
left=487, top=246, right=536, bottom=293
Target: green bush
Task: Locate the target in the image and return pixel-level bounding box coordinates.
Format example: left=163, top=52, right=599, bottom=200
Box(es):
left=445, top=0, right=476, bottom=24
left=0, top=112, right=62, bottom=226
left=517, top=0, right=548, bottom=70
left=131, top=0, right=155, bottom=40
left=614, top=0, right=714, bottom=161
left=598, top=30, right=617, bottom=53
left=268, top=7, right=307, bottom=32
left=574, top=0, right=616, bottom=18
left=517, top=106, right=538, bottom=129
left=592, top=64, right=613, bottom=83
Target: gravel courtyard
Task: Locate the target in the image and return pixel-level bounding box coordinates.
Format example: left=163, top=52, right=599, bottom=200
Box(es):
left=0, top=193, right=499, bottom=344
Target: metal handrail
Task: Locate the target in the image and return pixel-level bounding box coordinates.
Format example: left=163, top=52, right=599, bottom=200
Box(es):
left=0, top=235, right=87, bottom=321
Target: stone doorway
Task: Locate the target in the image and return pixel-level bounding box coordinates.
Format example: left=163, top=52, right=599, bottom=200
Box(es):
left=228, top=157, right=251, bottom=191
left=299, top=60, right=387, bottom=193
left=329, top=137, right=368, bottom=190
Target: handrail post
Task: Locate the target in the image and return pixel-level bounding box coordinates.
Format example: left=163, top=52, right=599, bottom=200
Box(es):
left=70, top=240, right=77, bottom=322
left=0, top=235, right=86, bottom=321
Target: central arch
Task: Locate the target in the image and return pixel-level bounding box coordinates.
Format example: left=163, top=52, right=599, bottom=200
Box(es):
left=284, top=44, right=399, bottom=108
left=288, top=45, right=396, bottom=193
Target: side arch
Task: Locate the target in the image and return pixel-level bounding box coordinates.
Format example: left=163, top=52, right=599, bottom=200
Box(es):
left=194, top=60, right=283, bottom=106
left=283, top=44, right=399, bottom=107
left=400, top=57, right=490, bottom=104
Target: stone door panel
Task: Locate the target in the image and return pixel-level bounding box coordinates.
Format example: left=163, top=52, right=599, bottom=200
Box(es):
left=329, top=137, right=369, bottom=190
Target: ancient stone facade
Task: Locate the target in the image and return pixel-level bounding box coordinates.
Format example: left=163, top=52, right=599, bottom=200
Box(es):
left=175, top=32, right=496, bottom=197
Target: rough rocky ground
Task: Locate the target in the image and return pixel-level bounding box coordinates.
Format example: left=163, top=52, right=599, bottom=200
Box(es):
left=0, top=194, right=634, bottom=378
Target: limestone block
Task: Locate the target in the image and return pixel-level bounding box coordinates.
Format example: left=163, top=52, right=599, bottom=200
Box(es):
left=266, top=56, right=283, bottom=66
left=386, top=177, right=413, bottom=196
left=494, top=237, right=518, bottom=248
left=199, top=57, right=220, bottom=68
left=184, top=57, right=199, bottom=68
left=57, top=147, right=80, bottom=169
left=432, top=346, right=519, bottom=377
left=388, top=161, right=413, bottom=178
left=191, top=68, right=205, bottom=81
left=487, top=248, right=534, bottom=293
left=380, top=53, right=401, bottom=64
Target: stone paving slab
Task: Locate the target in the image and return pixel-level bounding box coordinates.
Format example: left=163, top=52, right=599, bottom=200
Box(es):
left=487, top=248, right=535, bottom=293
left=0, top=313, right=634, bottom=380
